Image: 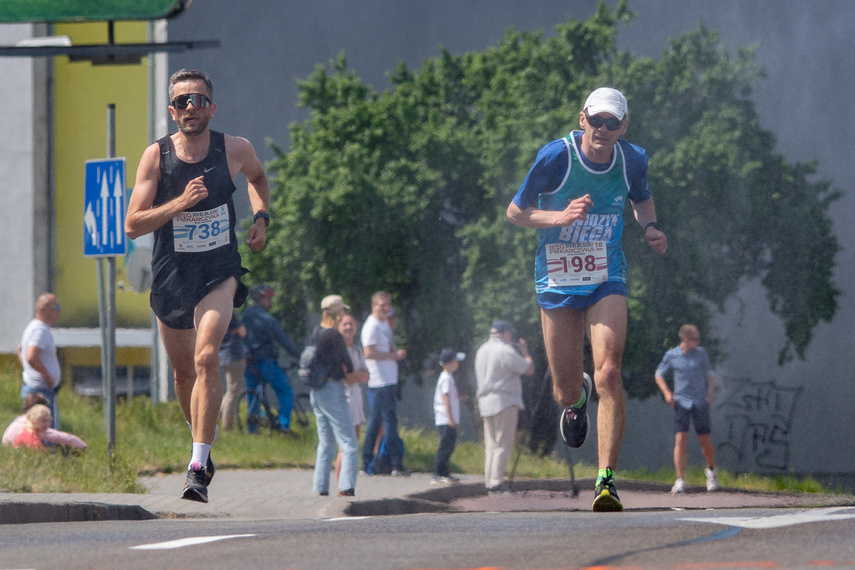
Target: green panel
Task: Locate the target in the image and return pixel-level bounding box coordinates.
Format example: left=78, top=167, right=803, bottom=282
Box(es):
left=0, top=0, right=191, bottom=22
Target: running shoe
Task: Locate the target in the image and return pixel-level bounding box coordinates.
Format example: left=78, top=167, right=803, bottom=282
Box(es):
left=705, top=467, right=720, bottom=492
left=181, top=463, right=208, bottom=503
left=671, top=477, right=686, bottom=494
left=205, top=454, right=215, bottom=487
left=592, top=474, right=623, bottom=512
left=560, top=373, right=593, bottom=448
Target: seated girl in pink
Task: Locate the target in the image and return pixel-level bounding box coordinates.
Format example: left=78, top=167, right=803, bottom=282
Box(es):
left=3, top=395, right=87, bottom=451
left=12, top=404, right=52, bottom=450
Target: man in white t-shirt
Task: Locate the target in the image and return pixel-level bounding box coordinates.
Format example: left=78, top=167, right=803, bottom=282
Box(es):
left=18, top=293, right=62, bottom=430
left=475, top=320, right=534, bottom=493
left=361, top=290, right=407, bottom=474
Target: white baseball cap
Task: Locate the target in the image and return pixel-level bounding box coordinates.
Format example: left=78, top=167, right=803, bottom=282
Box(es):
left=321, top=294, right=350, bottom=314
left=584, top=87, right=628, bottom=120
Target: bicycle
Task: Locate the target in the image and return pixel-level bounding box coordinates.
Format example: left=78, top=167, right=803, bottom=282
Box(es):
left=239, top=362, right=311, bottom=435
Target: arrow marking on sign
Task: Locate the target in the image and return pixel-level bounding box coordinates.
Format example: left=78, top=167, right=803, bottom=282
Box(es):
left=84, top=202, right=98, bottom=245
left=113, top=166, right=124, bottom=247
left=100, top=168, right=109, bottom=246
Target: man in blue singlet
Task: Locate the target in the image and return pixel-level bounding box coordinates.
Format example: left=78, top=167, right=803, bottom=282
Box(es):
left=126, top=69, right=271, bottom=503
left=507, top=87, right=668, bottom=511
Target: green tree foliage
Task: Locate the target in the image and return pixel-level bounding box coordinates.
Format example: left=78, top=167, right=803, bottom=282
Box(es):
left=249, top=1, right=840, bottom=397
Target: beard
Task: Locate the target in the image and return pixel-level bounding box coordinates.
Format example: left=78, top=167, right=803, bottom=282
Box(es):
left=177, top=114, right=210, bottom=136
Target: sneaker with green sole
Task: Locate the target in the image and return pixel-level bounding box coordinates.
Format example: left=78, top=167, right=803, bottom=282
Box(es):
left=592, top=474, right=623, bottom=512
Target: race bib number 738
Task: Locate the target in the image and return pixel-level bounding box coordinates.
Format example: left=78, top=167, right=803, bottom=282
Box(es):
left=173, top=205, right=231, bottom=252
left=546, top=241, right=608, bottom=287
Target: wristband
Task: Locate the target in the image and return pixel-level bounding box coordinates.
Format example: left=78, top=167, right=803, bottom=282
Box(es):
left=644, top=221, right=660, bottom=233
left=253, top=212, right=270, bottom=227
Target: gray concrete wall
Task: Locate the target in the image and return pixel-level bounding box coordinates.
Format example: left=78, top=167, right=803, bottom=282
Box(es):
left=0, top=24, right=46, bottom=353
left=164, top=0, right=853, bottom=478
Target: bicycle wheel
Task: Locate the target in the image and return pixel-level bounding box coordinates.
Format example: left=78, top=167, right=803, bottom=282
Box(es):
left=260, top=395, right=279, bottom=436
left=292, top=392, right=312, bottom=429
left=241, top=388, right=267, bottom=434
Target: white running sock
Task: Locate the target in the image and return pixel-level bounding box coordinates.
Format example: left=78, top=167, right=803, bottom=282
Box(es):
left=189, top=442, right=212, bottom=471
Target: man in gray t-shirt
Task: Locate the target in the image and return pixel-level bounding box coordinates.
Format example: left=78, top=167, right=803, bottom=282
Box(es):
left=655, top=324, right=718, bottom=494
left=18, top=293, right=62, bottom=430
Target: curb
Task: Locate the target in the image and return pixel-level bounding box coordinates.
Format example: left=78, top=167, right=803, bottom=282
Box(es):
left=0, top=501, right=155, bottom=525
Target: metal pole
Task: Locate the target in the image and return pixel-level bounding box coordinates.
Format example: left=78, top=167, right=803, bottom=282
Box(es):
left=97, top=258, right=107, bottom=398
left=147, top=21, right=161, bottom=405
left=104, top=103, right=117, bottom=459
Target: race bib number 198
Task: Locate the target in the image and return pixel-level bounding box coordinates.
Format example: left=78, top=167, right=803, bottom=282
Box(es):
left=173, top=205, right=230, bottom=252
left=546, top=241, right=608, bottom=287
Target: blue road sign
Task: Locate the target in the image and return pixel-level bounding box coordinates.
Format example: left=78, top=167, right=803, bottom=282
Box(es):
left=84, top=158, right=128, bottom=258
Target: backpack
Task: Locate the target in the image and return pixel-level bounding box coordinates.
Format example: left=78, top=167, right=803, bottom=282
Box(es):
left=298, top=328, right=330, bottom=390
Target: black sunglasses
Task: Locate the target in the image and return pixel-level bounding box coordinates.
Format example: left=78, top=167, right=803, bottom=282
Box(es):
left=585, top=113, right=623, bottom=131
left=170, top=93, right=212, bottom=110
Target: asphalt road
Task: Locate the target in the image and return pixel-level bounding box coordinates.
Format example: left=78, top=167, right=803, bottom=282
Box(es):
left=2, top=507, right=854, bottom=569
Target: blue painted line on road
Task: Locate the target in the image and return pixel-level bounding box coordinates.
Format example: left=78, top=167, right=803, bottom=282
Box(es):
left=681, top=525, right=743, bottom=544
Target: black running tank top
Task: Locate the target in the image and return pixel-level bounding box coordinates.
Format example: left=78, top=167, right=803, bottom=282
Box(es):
left=150, top=131, right=243, bottom=297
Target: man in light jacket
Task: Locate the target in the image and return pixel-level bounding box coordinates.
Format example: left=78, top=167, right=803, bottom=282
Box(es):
left=475, top=321, right=534, bottom=493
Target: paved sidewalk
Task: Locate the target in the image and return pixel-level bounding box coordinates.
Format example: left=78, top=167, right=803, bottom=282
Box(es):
left=0, top=469, right=852, bottom=525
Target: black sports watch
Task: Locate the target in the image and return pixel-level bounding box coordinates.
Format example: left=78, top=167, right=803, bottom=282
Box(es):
left=253, top=212, right=270, bottom=227
left=644, top=221, right=660, bottom=233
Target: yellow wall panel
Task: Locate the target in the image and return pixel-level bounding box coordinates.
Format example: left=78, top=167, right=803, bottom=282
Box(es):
left=53, top=22, right=153, bottom=328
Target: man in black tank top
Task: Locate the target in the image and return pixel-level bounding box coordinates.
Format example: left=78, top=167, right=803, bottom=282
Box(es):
left=126, top=69, right=271, bottom=503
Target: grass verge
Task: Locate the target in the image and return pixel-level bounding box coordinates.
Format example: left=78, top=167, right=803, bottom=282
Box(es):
left=0, top=365, right=838, bottom=495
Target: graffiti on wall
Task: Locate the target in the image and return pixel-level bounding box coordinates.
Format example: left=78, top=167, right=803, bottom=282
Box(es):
left=716, top=377, right=803, bottom=471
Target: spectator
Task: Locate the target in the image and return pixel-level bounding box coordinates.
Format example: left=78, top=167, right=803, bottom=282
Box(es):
left=219, top=311, right=247, bottom=432
left=432, top=348, right=465, bottom=485
left=18, top=293, right=62, bottom=430
left=310, top=295, right=359, bottom=497
left=242, top=284, right=302, bottom=437
left=655, top=324, right=719, bottom=493
left=361, top=291, right=408, bottom=476
left=475, top=321, right=534, bottom=493
left=335, top=313, right=369, bottom=486
left=366, top=306, right=397, bottom=457
left=12, top=404, right=52, bottom=450
left=3, top=393, right=87, bottom=451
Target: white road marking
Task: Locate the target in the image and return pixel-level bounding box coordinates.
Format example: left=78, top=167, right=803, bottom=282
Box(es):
left=130, top=534, right=256, bottom=550
left=681, top=507, right=855, bottom=529
left=326, top=516, right=370, bottom=522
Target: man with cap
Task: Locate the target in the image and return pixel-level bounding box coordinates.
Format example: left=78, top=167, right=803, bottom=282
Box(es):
left=242, top=284, right=303, bottom=437
left=507, top=87, right=668, bottom=511
left=474, top=321, right=534, bottom=493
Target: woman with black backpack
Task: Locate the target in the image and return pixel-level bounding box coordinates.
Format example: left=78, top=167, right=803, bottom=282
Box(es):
left=309, top=295, right=360, bottom=497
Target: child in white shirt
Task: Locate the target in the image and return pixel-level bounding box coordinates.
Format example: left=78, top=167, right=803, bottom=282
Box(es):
left=432, top=348, right=464, bottom=484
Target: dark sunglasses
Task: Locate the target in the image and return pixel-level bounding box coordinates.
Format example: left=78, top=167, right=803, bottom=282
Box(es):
left=585, top=113, right=623, bottom=131
left=170, top=93, right=212, bottom=110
